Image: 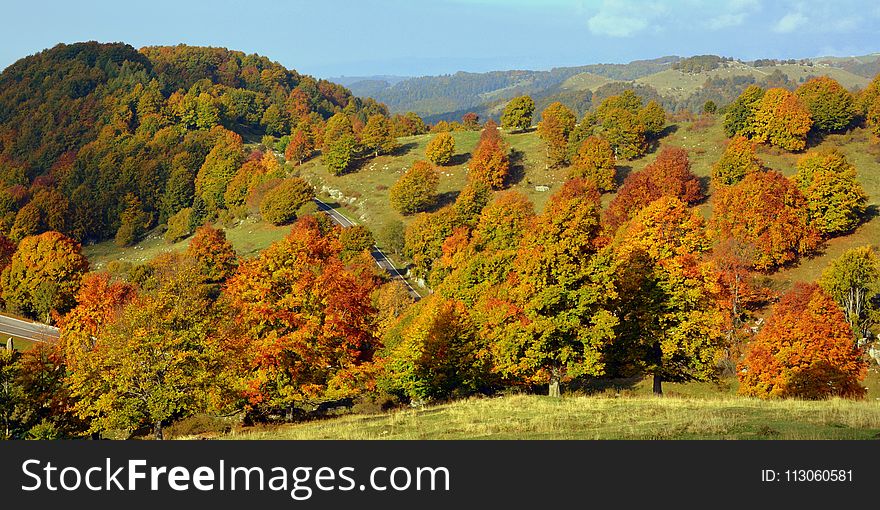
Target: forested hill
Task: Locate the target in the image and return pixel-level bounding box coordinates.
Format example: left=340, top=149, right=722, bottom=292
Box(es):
left=0, top=42, right=386, bottom=244
left=346, top=56, right=679, bottom=119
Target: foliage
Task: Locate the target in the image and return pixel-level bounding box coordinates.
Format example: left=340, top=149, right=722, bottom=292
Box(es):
left=751, top=88, right=812, bottom=151
left=819, top=246, right=880, bottom=340
left=794, top=149, right=867, bottom=236
left=570, top=135, right=616, bottom=192
left=69, top=261, right=222, bottom=438
left=723, top=85, right=765, bottom=138
left=1, top=231, right=89, bottom=322
left=285, top=127, right=315, bottom=165
left=259, top=178, right=314, bottom=226
left=389, top=160, right=439, bottom=215
left=605, top=146, right=703, bottom=230
left=468, top=120, right=510, bottom=189
left=500, top=95, right=535, bottom=132
left=610, top=196, right=723, bottom=394
left=711, top=170, right=819, bottom=270
left=187, top=224, right=238, bottom=283
left=739, top=283, right=867, bottom=400
left=115, top=193, right=152, bottom=247
left=537, top=102, right=576, bottom=167
left=384, top=296, right=490, bottom=402
left=795, top=76, right=856, bottom=134
left=711, top=135, right=762, bottom=186
left=492, top=179, right=616, bottom=396
left=360, top=114, right=398, bottom=157
left=339, top=225, right=375, bottom=261
left=222, top=217, right=379, bottom=417
left=425, top=132, right=456, bottom=165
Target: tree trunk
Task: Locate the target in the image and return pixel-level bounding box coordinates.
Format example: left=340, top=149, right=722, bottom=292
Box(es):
left=548, top=367, right=561, bottom=398
left=652, top=373, right=663, bottom=396
left=153, top=420, right=164, bottom=440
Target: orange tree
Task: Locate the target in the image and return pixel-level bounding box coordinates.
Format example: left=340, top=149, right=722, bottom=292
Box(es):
left=711, top=170, right=819, bottom=270
left=605, top=146, right=703, bottom=230
left=468, top=120, right=510, bottom=189
left=739, top=283, right=867, bottom=399
left=537, top=102, right=576, bottom=167
left=222, top=217, right=380, bottom=419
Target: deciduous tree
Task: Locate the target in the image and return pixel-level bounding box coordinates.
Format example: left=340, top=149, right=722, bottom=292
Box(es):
left=712, top=135, right=763, bottom=186
left=819, top=246, right=880, bottom=341
left=794, top=149, right=867, bottom=236
left=389, top=161, right=439, bottom=215
left=795, top=76, right=856, bottom=134
left=537, top=102, right=576, bottom=167
left=425, top=132, right=456, bottom=165
left=1, top=231, right=89, bottom=322
left=739, top=283, right=867, bottom=399
left=711, top=170, right=819, bottom=270
left=500, top=95, right=535, bottom=132
left=570, top=135, right=616, bottom=192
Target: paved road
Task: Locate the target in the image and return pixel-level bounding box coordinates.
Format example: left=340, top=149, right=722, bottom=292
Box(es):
left=313, top=198, right=421, bottom=300
left=0, top=314, right=59, bottom=344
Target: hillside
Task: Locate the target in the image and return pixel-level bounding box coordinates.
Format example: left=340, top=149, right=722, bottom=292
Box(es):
left=349, top=54, right=876, bottom=124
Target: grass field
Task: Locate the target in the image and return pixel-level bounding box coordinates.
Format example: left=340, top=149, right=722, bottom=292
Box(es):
left=83, top=214, right=293, bottom=270
left=177, top=370, right=880, bottom=440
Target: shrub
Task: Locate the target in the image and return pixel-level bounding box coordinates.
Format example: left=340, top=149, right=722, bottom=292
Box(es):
left=259, top=178, right=314, bottom=225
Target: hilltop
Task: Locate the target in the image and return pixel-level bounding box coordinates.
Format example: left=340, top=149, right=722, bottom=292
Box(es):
left=348, top=54, right=878, bottom=122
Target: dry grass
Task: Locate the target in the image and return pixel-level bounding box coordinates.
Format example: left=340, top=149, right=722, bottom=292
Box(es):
left=220, top=392, right=880, bottom=441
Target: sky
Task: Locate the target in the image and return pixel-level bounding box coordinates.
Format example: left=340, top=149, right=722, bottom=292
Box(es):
left=2, top=0, right=880, bottom=78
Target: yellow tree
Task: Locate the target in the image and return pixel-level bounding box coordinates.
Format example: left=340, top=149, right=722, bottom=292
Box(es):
left=570, top=135, right=616, bottom=191
left=537, top=102, right=576, bottom=167
left=751, top=88, right=812, bottom=151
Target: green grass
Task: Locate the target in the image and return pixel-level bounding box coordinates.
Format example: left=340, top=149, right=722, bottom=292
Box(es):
left=83, top=215, right=292, bottom=269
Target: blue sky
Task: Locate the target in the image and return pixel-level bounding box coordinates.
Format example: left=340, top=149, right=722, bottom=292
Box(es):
left=2, top=0, right=879, bottom=78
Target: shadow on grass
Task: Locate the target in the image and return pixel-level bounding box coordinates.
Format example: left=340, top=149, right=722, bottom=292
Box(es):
left=426, top=190, right=460, bottom=212
left=447, top=152, right=472, bottom=166
left=506, top=149, right=527, bottom=187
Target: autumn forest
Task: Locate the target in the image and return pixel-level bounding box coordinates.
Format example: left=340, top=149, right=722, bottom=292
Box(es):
left=1, top=41, right=879, bottom=440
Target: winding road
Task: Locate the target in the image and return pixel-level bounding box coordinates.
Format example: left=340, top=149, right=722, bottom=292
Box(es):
left=0, top=314, right=59, bottom=345
left=313, top=198, right=421, bottom=300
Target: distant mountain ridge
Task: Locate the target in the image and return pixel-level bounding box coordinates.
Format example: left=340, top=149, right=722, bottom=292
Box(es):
left=346, top=53, right=880, bottom=122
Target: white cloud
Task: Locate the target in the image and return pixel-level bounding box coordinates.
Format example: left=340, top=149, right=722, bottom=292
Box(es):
left=586, top=0, right=665, bottom=37
left=705, top=0, right=761, bottom=30
left=773, top=11, right=807, bottom=33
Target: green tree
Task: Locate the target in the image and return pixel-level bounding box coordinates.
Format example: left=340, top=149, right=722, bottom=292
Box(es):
left=360, top=114, right=398, bottom=157
left=723, top=85, right=765, bottom=137
left=711, top=135, right=763, bottom=186
left=259, top=178, right=315, bottom=225
left=500, top=95, right=535, bottom=132
left=69, top=262, right=220, bottom=439
left=493, top=179, right=617, bottom=397
left=819, top=246, right=880, bottom=341
left=389, top=161, right=440, bottom=215
left=795, top=76, right=856, bottom=134
left=794, top=149, right=867, bottom=236
left=194, top=129, right=245, bottom=213
left=115, top=193, right=151, bottom=247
